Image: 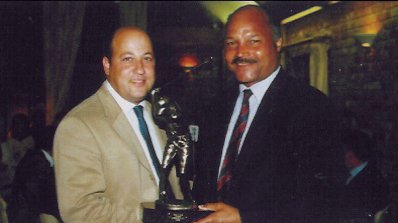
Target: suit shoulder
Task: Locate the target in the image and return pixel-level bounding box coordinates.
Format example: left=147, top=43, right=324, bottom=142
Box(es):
left=284, top=75, right=333, bottom=108
left=286, top=75, right=327, bottom=97
left=63, top=90, right=105, bottom=122
left=362, top=164, right=386, bottom=179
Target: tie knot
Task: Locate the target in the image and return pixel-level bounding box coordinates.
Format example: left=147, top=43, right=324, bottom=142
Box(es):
left=133, top=105, right=144, bottom=118
left=243, top=89, right=253, bottom=101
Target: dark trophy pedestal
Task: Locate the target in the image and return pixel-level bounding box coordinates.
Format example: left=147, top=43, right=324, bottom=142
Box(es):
left=142, top=201, right=211, bottom=223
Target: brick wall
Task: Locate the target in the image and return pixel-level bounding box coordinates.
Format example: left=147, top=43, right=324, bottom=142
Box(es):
left=282, top=1, right=398, bottom=205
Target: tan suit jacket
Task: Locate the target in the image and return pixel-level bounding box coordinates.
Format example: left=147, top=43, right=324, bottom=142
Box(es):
left=54, top=85, right=183, bottom=223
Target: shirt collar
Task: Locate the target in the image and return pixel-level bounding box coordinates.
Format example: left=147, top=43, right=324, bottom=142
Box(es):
left=239, top=66, right=280, bottom=102
left=41, top=150, right=54, bottom=167
left=350, top=161, right=368, bottom=178
left=104, top=80, right=148, bottom=112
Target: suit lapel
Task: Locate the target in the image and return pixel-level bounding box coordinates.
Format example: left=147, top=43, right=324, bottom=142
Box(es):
left=233, top=70, right=288, bottom=180
left=97, top=86, right=152, bottom=173
left=94, top=85, right=185, bottom=199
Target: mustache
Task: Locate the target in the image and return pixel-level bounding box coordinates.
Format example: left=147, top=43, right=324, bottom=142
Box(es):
left=232, top=57, right=257, bottom=64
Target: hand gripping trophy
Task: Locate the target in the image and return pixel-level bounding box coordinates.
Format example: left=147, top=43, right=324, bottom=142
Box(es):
left=150, top=88, right=196, bottom=210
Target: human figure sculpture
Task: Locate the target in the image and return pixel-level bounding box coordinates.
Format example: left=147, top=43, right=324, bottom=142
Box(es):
left=150, top=88, right=193, bottom=204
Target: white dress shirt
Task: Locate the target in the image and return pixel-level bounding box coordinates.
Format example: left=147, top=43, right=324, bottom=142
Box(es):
left=218, top=66, right=281, bottom=177
left=105, top=81, right=163, bottom=184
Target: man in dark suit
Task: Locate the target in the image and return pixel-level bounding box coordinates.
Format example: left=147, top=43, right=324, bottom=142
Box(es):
left=8, top=126, right=61, bottom=222
left=339, top=130, right=390, bottom=220
left=193, top=5, right=343, bottom=223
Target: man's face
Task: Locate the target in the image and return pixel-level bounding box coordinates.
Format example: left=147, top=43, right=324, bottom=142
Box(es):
left=103, top=28, right=155, bottom=104
left=224, top=8, right=282, bottom=87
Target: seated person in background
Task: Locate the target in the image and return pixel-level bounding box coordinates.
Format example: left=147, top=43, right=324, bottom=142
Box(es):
left=7, top=126, right=61, bottom=223
left=339, top=130, right=390, bottom=220
left=1, top=113, right=35, bottom=188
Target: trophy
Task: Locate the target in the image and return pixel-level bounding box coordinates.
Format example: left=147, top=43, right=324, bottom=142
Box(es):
left=141, top=88, right=210, bottom=223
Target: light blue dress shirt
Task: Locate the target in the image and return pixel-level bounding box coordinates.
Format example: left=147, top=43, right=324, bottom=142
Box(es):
left=346, top=161, right=368, bottom=185
left=218, top=66, right=281, bottom=177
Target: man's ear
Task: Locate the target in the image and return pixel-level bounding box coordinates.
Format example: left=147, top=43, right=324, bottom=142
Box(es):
left=102, top=56, right=110, bottom=76
left=275, top=38, right=282, bottom=52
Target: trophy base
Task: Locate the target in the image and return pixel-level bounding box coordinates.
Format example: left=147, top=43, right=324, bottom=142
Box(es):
left=142, top=201, right=212, bottom=223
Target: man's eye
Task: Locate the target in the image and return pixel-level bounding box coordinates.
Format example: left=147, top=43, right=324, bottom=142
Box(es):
left=144, top=57, right=153, bottom=62
left=225, top=41, right=237, bottom=47
left=250, top=39, right=260, bottom=44
left=122, top=57, right=133, bottom=62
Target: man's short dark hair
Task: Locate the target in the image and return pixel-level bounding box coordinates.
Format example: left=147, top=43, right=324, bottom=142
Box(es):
left=102, top=31, right=114, bottom=60
left=342, top=130, right=374, bottom=162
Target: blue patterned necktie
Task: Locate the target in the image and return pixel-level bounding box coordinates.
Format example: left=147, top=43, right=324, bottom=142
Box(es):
left=134, top=105, right=161, bottom=176
left=133, top=105, right=175, bottom=200
left=217, top=89, right=253, bottom=200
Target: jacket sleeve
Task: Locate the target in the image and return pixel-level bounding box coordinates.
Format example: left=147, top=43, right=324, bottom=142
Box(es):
left=54, top=116, right=140, bottom=223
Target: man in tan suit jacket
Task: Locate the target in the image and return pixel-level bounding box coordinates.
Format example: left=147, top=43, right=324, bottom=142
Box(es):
left=54, top=27, right=182, bottom=223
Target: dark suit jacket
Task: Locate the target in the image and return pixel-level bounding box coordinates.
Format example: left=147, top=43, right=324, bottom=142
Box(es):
left=193, top=69, right=344, bottom=223
left=9, top=149, right=60, bottom=222
left=340, top=163, right=390, bottom=219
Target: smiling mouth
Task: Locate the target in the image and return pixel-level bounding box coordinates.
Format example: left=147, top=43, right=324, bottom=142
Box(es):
left=130, top=80, right=145, bottom=86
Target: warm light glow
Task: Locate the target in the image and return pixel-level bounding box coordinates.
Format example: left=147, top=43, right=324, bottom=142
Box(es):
left=200, top=1, right=258, bottom=24
left=178, top=54, right=199, bottom=68
left=361, top=19, right=382, bottom=35
left=353, top=2, right=382, bottom=35
left=281, top=6, right=323, bottom=24
left=354, top=34, right=377, bottom=48
left=362, top=43, right=371, bottom=47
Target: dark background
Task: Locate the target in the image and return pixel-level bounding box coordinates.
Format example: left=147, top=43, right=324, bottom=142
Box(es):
left=0, top=1, right=329, bottom=110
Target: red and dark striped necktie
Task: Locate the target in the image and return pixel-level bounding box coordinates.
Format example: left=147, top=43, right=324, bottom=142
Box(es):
left=217, top=89, right=253, bottom=200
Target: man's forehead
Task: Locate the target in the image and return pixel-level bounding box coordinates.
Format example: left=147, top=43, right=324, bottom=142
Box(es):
left=111, top=33, right=152, bottom=53
left=228, top=7, right=269, bottom=26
